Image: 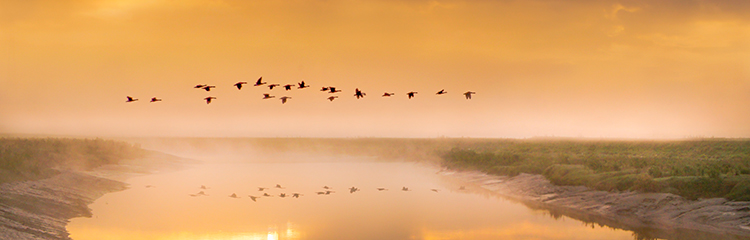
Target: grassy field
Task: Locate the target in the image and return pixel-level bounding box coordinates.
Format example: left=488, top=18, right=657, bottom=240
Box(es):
left=440, top=139, right=750, bottom=201
left=0, top=138, right=146, bottom=183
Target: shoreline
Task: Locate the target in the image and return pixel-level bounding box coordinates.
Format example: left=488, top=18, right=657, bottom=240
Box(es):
left=442, top=170, right=750, bottom=239
left=0, top=151, right=191, bottom=240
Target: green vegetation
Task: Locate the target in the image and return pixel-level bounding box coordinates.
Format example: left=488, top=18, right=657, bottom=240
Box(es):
left=440, top=139, right=750, bottom=201
left=0, top=138, right=146, bottom=183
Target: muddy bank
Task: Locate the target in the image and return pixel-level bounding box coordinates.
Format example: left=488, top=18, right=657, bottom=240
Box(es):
left=444, top=171, right=750, bottom=239
left=0, top=151, right=190, bottom=240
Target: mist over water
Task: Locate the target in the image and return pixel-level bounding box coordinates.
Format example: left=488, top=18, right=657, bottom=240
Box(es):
left=67, top=150, right=636, bottom=240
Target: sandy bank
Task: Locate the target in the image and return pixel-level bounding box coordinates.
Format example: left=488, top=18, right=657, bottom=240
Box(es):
left=443, top=170, right=750, bottom=239
left=0, top=151, right=190, bottom=240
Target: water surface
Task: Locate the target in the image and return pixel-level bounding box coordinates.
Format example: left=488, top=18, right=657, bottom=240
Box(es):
left=68, top=155, right=637, bottom=240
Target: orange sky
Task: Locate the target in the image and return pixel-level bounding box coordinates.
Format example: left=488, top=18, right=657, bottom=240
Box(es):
left=1, top=0, right=749, bottom=138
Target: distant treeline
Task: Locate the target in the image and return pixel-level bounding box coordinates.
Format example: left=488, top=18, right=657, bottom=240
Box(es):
left=0, top=138, right=146, bottom=183
left=441, top=139, right=750, bottom=201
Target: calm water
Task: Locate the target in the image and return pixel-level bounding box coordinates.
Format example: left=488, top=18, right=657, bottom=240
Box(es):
left=68, top=155, right=637, bottom=240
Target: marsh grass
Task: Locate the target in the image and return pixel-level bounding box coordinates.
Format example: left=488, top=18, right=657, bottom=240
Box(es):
left=0, top=138, right=146, bottom=183
left=440, top=139, right=750, bottom=201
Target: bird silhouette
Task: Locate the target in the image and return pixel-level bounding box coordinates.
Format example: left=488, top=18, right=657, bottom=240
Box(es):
left=263, top=193, right=273, bottom=197
left=463, top=91, right=476, bottom=99
left=280, top=96, right=291, bottom=104
left=329, top=87, right=341, bottom=93
left=258, top=187, right=268, bottom=191
left=292, top=193, right=303, bottom=198
left=376, top=188, right=388, bottom=191
left=431, top=189, right=439, bottom=192
left=316, top=191, right=326, bottom=195
left=354, top=88, right=366, bottom=99
left=229, top=193, right=240, bottom=198
left=325, top=190, right=335, bottom=195
left=402, top=187, right=410, bottom=191
left=320, top=87, right=330, bottom=91
left=204, top=96, right=216, bottom=104
left=327, top=96, right=339, bottom=101
left=200, top=185, right=209, bottom=190
left=126, top=96, right=138, bottom=102
left=263, top=94, right=275, bottom=99
left=202, top=85, right=216, bottom=91
left=349, top=187, right=359, bottom=193
left=150, top=97, right=162, bottom=102
left=248, top=195, right=259, bottom=202
left=234, top=81, right=248, bottom=90
left=189, top=191, right=207, bottom=197
left=436, top=89, right=447, bottom=95
left=279, top=193, right=287, bottom=198
left=254, top=77, right=266, bottom=86
left=275, top=184, right=284, bottom=189
left=323, top=186, right=331, bottom=189
left=407, top=92, right=418, bottom=99
left=297, top=81, right=310, bottom=89
left=194, top=84, right=207, bottom=89
left=382, top=92, right=395, bottom=97
left=283, top=84, right=294, bottom=90
left=268, top=84, right=280, bottom=90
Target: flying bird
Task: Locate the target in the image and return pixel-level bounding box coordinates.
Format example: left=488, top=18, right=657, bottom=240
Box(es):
left=200, top=185, right=209, bottom=189
left=382, top=92, right=395, bottom=97
left=263, top=94, right=275, bottom=99
left=327, top=96, right=339, bottom=101
left=431, top=189, right=440, bottom=192
left=279, top=193, right=287, bottom=198
left=329, top=87, right=341, bottom=93
left=325, top=190, right=335, bottom=195
left=248, top=196, right=259, bottom=202
left=402, top=187, right=410, bottom=191
left=297, top=81, right=310, bottom=89
left=150, top=97, right=162, bottom=102
left=189, top=191, right=207, bottom=197
left=204, top=96, right=216, bottom=104
left=323, top=186, right=331, bottom=189
left=316, top=191, right=326, bottom=195
left=376, top=188, right=388, bottom=191
left=268, top=84, right=280, bottom=90
left=229, top=193, right=240, bottom=198
left=263, top=193, right=272, bottom=197
left=202, top=85, right=216, bottom=91
left=354, top=88, right=366, bottom=99
left=320, top=87, right=330, bottom=91
left=254, top=77, right=266, bottom=86
left=463, top=91, right=476, bottom=99
left=283, top=84, right=294, bottom=90
left=234, top=81, right=248, bottom=90
left=275, top=184, right=284, bottom=189
left=194, top=84, right=207, bottom=89
left=436, top=89, right=447, bottom=95
left=407, top=92, right=418, bottom=99
left=258, top=187, right=268, bottom=191
left=126, top=96, right=138, bottom=102
left=349, top=187, right=359, bottom=193
left=292, top=193, right=302, bottom=198
left=280, top=96, right=292, bottom=104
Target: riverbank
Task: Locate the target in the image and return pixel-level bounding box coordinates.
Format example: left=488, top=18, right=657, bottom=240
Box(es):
left=444, top=170, right=750, bottom=239
left=0, top=151, right=190, bottom=240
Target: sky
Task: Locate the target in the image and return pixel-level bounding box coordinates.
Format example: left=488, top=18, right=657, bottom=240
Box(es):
left=1, top=0, right=749, bottom=138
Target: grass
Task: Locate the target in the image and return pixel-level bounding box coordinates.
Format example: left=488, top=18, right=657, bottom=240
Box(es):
left=439, top=139, right=750, bottom=201
left=0, top=138, right=146, bottom=183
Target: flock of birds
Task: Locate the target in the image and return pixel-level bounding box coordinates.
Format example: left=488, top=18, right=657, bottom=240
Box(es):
left=185, top=184, right=467, bottom=201
left=125, top=77, right=477, bottom=104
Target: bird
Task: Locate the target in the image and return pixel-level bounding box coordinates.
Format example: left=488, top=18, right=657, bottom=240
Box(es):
left=436, top=89, right=447, bottom=95
left=431, top=189, right=439, bottom=192
left=254, top=77, right=266, bottom=86
left=200, top=185, right=209, bottom=189
left=248, top=195, right=259, bottom=202
left=202, top=85, right=216, bottom=91
left=325, top=190, right=335, bottom=195
left=229, top=193, right=240, bottom=198
left=126, top=96, right=138, bottom=102
left=268, top=84, right=280, bottom=90
left=320, top=87, right=330, bottom=92
left=275, top=184, right=284, bottom=189
left=402, top=187, right=410, bottom=191
left=292, top=193, right=302, bottom=198
left=329, top=87, right=341, bottom=93
left=204, top=96, right=216, bottom=104
left=382, top=92, right=395, bottom=97
left=145, top=185, right=155, bottom=188
left=376, top=188, right=388, bottom=191
left=189, top=191, right=207, bottom=197
left=316, top=191, right=326, bottom=195
left=323, top=186, right=331, bottom=189
left=327, top=96, right=338, bottom=101
left=234, top=81, right=248, bottom=90
left=407, top=92, right=418, bottom=99
left=283, top=84, right=294, bottom=90
left=297, top=81, right=310, bottom=89
left=280, top=96, right=291, bottom=104
left=258, top=187, right=268, bottom=191
left=279, top=193, right=287, bottom=198
left=263, top=193, right=272, bottom=197
left=354, top=88, right=366, bottom=99
left=349, top=187, right=359, bottom=193
left=150, top=97, right=162, bottom=102
left=262, top=94, right=275, bottom=99
left=194, top=84, right=207, bottom=89
left=463, top=91, right=476, bottom=99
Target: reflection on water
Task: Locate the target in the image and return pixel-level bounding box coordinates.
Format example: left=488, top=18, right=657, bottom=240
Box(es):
left=68, top=157, right=639, bottom=240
